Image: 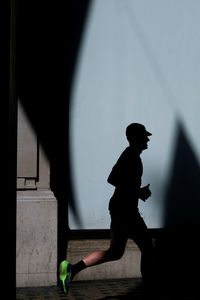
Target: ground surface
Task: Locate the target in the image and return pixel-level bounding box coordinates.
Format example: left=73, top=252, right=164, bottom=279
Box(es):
left=16, top=278, right=199, bottom=300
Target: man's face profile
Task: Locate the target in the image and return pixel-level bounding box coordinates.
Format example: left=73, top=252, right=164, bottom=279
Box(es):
left=129, top=134, right=150, bottom=150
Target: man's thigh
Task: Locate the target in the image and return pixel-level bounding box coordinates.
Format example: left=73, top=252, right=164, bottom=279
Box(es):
left=129, top=213, right=153, bottom=253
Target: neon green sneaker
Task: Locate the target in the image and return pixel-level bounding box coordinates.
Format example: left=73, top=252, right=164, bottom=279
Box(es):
left=59, top=260, right=72, bottom=294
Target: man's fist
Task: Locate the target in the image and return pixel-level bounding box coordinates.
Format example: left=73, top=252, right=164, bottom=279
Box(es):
left=139, top=184, right=151, bottom=201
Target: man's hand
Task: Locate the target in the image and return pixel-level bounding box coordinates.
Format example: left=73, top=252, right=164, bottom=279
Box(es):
left=139, top=184, right=151, bottom=201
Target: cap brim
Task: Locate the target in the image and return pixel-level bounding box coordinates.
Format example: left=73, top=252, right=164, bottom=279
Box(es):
left=146, top=131, right=152, bottom=136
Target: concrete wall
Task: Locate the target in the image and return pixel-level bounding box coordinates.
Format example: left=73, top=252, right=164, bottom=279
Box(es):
left=69, top=0, right=200, bottom=229
left=16, top=0, right=200, bottom=287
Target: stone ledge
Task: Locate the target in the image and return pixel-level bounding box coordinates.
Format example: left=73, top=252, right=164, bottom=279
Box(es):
left=17, top=190, right=55, bottom=200
left=68, top=239, right=139, bottom=250
left=16, top=191, right=57, bottom=287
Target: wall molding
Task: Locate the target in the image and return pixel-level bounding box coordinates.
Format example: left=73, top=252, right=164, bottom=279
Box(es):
left=69, top=228, right=165, bottom=240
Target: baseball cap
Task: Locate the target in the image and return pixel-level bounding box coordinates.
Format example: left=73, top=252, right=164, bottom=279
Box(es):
left=126, top=123, right=152, bottom=140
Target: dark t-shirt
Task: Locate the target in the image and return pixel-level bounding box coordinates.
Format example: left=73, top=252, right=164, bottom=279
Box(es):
left=108, top=147, right=143, bottom=214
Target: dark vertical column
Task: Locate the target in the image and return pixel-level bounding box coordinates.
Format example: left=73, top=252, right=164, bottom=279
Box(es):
left=8, top=0, right=18, bottom=296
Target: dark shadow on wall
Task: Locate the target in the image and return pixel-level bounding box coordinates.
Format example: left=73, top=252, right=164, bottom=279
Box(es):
left=164, top=119, right=200, bottom=227
left=154, top=119, right=200, bottom=295
left=18, top=0, right=91, bottom=267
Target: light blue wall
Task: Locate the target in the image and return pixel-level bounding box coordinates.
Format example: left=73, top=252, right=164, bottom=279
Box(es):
left=69, top=0, right=200, bottom=229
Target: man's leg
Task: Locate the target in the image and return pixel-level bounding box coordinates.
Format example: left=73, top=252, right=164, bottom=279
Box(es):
left=74, top=230, right=127, bottom=273
left=60, top=225, right=127, bottom=293
left=130, top=213, right=154, bottom=283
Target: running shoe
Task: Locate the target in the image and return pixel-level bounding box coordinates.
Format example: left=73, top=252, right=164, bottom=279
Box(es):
left=59, top=260, right=72, bottom=294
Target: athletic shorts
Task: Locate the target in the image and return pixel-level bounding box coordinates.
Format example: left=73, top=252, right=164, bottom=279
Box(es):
left=110, top=209, right=147, bottom=234
left=110, top=209, right=153, bottom=252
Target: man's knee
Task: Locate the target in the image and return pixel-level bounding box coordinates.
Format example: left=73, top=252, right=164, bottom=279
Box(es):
left=139, top=238, right=154, bottom=255
left=108, top=248, right=124, bottom=261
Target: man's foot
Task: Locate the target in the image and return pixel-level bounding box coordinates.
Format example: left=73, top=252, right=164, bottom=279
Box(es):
left=59, top=260, right=72, bottom=294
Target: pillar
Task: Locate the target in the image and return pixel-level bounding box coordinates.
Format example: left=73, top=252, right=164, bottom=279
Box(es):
left=16, top=101, right=57, bottom=287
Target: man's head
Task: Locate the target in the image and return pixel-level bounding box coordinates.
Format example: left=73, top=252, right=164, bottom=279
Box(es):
left=126, top=123, right=152, bottom=151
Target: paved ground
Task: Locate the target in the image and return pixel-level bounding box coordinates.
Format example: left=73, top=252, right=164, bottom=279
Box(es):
left=16, top=278, right=199, bottom=300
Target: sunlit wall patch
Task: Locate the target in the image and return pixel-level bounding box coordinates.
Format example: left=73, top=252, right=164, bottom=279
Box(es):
left=69, top=0, right=200, bottom=229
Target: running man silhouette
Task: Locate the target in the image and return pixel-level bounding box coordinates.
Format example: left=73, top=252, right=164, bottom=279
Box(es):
left=60, top=123, right=154, bottom=294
